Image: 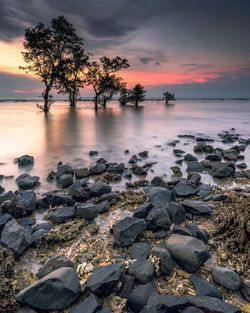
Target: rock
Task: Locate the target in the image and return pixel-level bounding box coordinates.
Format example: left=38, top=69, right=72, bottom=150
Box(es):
left=100, top=192, right=121, bottom=203
left=97, top=308, right=112, bottom=313
left=107, top=163, right=125, bottom=173
left=50, top=206, right=75, bottom=223
left=16, top=155, right=34, bottom=167
left=32, top=229, right=48, bottom=244
left=151, top=246, right=174, bottom=275
left=36, top=197, right=49, bottom=210
left=33, top=222, right=52, bottom=231
left=145, top=187, right=175, bottom=208
left=165, top=234, right=210, bottom=273
left=16, top=174, right=40, bottom=190
left=132, top=164, right=147, bottom=176
left=205, top=154, right=222, bottom=162
left=133, top=202, right=153, bottom=219
left=187, top=173, right=201, bottom=186
left=184, top=154, right=197, bottom=161
left=213, top=164, right=235, bottom=178
left=190, top=274, right=221, bottom=298
left=211, top=267, right=241, bottom=291
left=46, top=193, right=75, bottom=207
left=127, top=282, right=156, bottom=313
left=173, top=225, right=193, bottom=237
left=113, top=217, right=147, bottom=247
left=197, top=183, right=212, bottom=197
left=236, top=162, right=247, bottom=169
left=97, top=200, right=110, bottom=213
left=18, top=308, right=37, bottom=313
left=240, top=282, right=250, bottom=302
left=181, top=200, right=214, bottom=215
left=90, top=182, right=111, bottom=197
left=1, top=219, right=33, bottom=256
left=128, top=258, right=154, bottom=283
left=129, top=155, right=141, bottom=164
left=151, top=176, right=168, bottom=188
left=89, top=150, right=98, bottom=156
left=171, top=166, right=182, bottom=176
left=173, top=149, right=185, bottom=155
left=174, top=181, right=198, bottom=197
left=37, top=255, right=74, bottom=279
left=0, top=190, right=15, bottom=205
left=139, top=151, right=149, bottom=158
left=70, top=293, right=102, bottom=313
left=86, top=263, right=124, bottom=296
left=57, top=174, right=74, bottom=188
left=186, top=161, right=203, bottom=173
left=16, top=267, right=81, bottom=310
left=123, top=169, right=133, bottom=179
left=0, top=213, right=12, bottom=233
left=146, top=207, right=171, bottom=230
left=90, top=163, right=107, bottom=175
left=56, top=164, right=74, bottom=178
left=212, top=194, right=228, bottom=201
left=0, top=185, right=5, bottom=194
left=118, top=274, right=135, bottom=298
left=75, top=167, right=90, bottom=178
left=68, top=182, right=88, bottom=201
left=166, top=202, right=186, bottom=224
left=76, top=203, right=99, bottom=220
left=223, top=153, right=238, bottom=162
left=131, top=242, right=151, bottom=259
left=182, top=307, right=204, bottom=313
left=194, top=142, right=206, bottom=152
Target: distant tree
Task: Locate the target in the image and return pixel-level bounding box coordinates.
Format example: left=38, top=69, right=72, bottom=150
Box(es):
left=20, top=16, right=83, bottom=112
left=130, top=84, right=146, bottom=107
left=85, top=56, right=129, bottom=110
left=163, top=91, right=175, bottom=104
left=119, top=86, right=132, bottom=106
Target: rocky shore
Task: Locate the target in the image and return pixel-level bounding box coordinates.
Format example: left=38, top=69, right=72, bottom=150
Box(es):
left=0, top=128, right=249, bottom=313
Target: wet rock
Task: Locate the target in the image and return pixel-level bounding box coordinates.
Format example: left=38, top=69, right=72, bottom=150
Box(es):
left=197, top=183, right=212, bottom=197
left=223, top=153, right=238, bottom=162
left=76, top=203, right=98, bottom=220
left=211, top=267, right=241, bottom=291
left=70, top=293, right=102, bottom=313
left=16, top=267, right=81, bottom=310
left=171, top=166, right=183, bottom=176
left=132, top=164, right=147, bottom=176
left=56, top=163, right=74, bottom=178
left=186, top=161, right=203, bottom=173
left=90, top=163, right=107, bottom=175
left=97, top=200, right=110, bottom=213
left=212, top=164, right=235, bottom=178
left=205, top=154, right=222, bottom=162
left=32, top=229, right=49, bottom=244
left=90, top=182, right=111, bottom=197
left=127, top=282, right=156, bottom=313
left=19, top=216, right=34, bottom=227
left=129, top=155, right=141, bottom=164
left=173, top=225, right=193, bottom=237
left=46, top=193, right=75, bottom=207
left=37, top=255, right=74, bottom=279
left=18, top=308, right=37, bottom=313
left=68, top=182, right=89, bottom=201
left=57, top=174, right=74, bottom=188
left=50, top=206, right=75, bottom=224
left=16, top=174, right=40, bottom=190
left=36, top=196, right=49, bottom=210
left=240, top=282, right=250, bottom=302
left=123, top=169, right=133, bottom=179
left=173, top=149, right=185, bottom=155
left=118, top=274, right=135, bottom=298
left=89, top=150, right=98, bottom=156
left=0, top=213, right=12, bottom=233
left=212, top=194, right=228, bottom=201
left=0, top=185, right=5, bottom=194
left=97, top=308, right=112, bottom=313
left=133, top=202, right=153, bottom=219
left=100, top=192, right=121, bottom=203
left=236, top=162, right=247, bottom=169
left=181, top=200, right=214, bottom=215
left=75, top=167, right=90, bottom=178
left=145, top=186, right=175, bottom=208
left=184, top=154, right=197, bottom=162
left=107, top=163, right=125, bottom=173
left=174, top=181, right=198, bottom=197
left=86, top=263, right=124, bottom=296
left=139, top=151, right=149, bottom=158
left=114, top=217, right=146, bottom=247
left=187, top=173, right=201, bottom=186
left=190, top=274, right=221, bottom=298
left=151, top=246, right=174, bottom=275
left=146, top=206, right=171, bottom=230
left=194, top=142, right=206, bottom=153
left=128, top=258, right=154, bottom=283
left=151, top=176, right=168, bottom=188
left=1, top=219, right=33, bottom=256
left=16, top=155, right=34, bottom=167
left=131, top=242, right=151, bottom=259
left=182, top=307, right=204, bottom=313
left=165, top=234, right=210, bottom=273
left=33, top=222, right=52, bottom=231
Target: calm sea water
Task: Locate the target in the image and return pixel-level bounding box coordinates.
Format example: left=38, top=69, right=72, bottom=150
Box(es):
left=0, top=100, right=250, bottom=192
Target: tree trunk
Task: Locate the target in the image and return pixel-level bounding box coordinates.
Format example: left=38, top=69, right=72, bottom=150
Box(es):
left=135, top=100, right=138, bottom=107
left=70, top=91, right=76, bottom=107
left=43, top=89, right=49, bottom=112
left=94, top=95, right=98, bottom=111
left=103, top=98, right=107, bottom=108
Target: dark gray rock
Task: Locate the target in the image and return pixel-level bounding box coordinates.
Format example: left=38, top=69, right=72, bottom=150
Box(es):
left=118, top=274, right=135, bottom=298
left=165, top=234, right=210, bottom=273
left=1, top=219, right=33, bottom=256
left=16, top=174, right=40, bottom=190
left=0, top=213, right=13, bottom=233
left=0, top=191, right=15, bottom=205
left=75, top=167, right=90, bottom=178
left=187, top=173, right=201, bottom=186
left=90, top=163, right=107, bottom=175
left=181, top=200, right=214, bottom=215
left=100, top=192, right=121, bottom=203
left=16, top=155, right=34, bottom=167
left=132, top=164, right=147, bottom=176
left=186, top=161, right=203, bottom=173
left=18, top=307, right=37, bottom=313
left=131, top=242, right=151, bottom=259
left=32, top=229, right=48, bottom=244
left=76, top=203, right=98, bottom=220
left=97, top=200, right=110, bottom=213
left=90, top=182, right=111, bottom=197
left=184, top=154, right=198, bottom=161
left=151, top=176, right=168, bottom=188
left=113, top=217, right=147, bottom=247
left=36, top=197, right=49, bottom=210
left=16, top=267, right=81, bottom=310
left=133, top=202, right=153, bottom=219
left=46, top=193, right=75, bottom=207
left=123, top=169, right=133, bottom=179
left=129, top=155, right=141, bottom=164
left=50, top=206, right=75, bottom=224
left=197, top=183, right=212, bottom=197
left=97, top=308, right=112, bottom=313
left=37, top=255, right=74, bottom=279
left=211, top=267, right=241, bottom=291
left=146, top=207, right=171, bottom=230
left=174, top=181, right=198, bottom=197
left=205, top=154, right=222, bottom=162
left=107, top=163, right=125, bottom=173
left=151, top=246, right=174, bottom=275
left=68, top=182, right=88, bottom=201
left=173, top=225, right=193, bottom=237
left=213, top=164, right=235, bottom=178
left=33, top=222, right=52, bottom=231
left=190, top=274, right=221, bottom=298
left=166, top=202, right=186, bottom=225
left=212, top=194, right=228, bottom=201
left=57, top=174, right=74, bottom=188
left=182, top=307, right=204, bottom=313
left=240, top=282, right=250, bottom=302
left=127, top=282, right=156, bottom=313
left=86, top=263, right=124, bottom=296
left=146, top=187, right=175, bottom=208
left=128, top=258, right=154, bottom=283
left=70, top=293, right=102, bottom=313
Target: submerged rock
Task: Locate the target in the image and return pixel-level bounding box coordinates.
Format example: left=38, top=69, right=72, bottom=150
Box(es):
left=16, top=155, right=34, bottom=167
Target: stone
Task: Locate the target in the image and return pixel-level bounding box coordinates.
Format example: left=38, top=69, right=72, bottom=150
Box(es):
left=132, top=165, right=147, bottom=176
left=118, top=274, right=135, bottom=298
left=182, top=307, right=204, bottom=313
left=70, top=293, right=102, bottom=313
left=32, top=229, right=48, bottom=244
left=190, top=274, right=221, bottom=298
left=133, top=202, right=153, bottom=219
left=123, top=169, right=133, bottom=179
left=100, top=192, right=121, bottom=203
left=1, top=219, right=33, bottom=256
left=223, top=153, right=238, bottom=162
left=211, top=267, right=241, bottom=291
left=212, top=194, right=228, bottom=201
left=128, top=258, right=154, bottom=283
left=174, top=181, right=198, bottom=197
left=0, top=191, right=15, bottom=205
left=50, top=206, right=75, bottom=223
left=181, top=200, right=214, bottom=215
left=107, top=163, right=125, bottom=173
left=151, top=246, right=174, bottom=275
left=56, top=164, right=74, bottom=178
left=165, top=202, right=186, bottom=225
left=16, top=155, right=34, bottom=167
left=240, top=282, right=250, bottom=302
left=46, top=193, right=75, bottom=207
left=57, top=174, right=74, bottom=188
left=90, top=163, right=107, bottom=175
left=127, top=282, right=156, bottom=313
left=89, top=150, right=98, bottom=156
left=75, top=167, right=90, bottom=178
left=76, top=203, right=99, bottom=220
left=131, top=242, right=151, bottom=259
left=129, top=155, right=141, bottom=164
left=205, top=154, right=222, bottom=162
left=165, top=234, right=210, bottom=273
left=18, top=308, right=37, bottom=313
left=97, top=308, right=112, bottom=313
left=213, top=164, right=235, bottom=178
left=146, top=207, right=171, bottom=230
left=0, top=213, right=12, bottom=233
left=37, top=255, right=74, bottom=279
left=86, top=263, right=124, bottom=296
left=173, top=225, right=193, bottom=237
left=236, top=162, right=247, bottom=169
left=151, top=176, right=168, bottom=188
left=145, top=187, right=175, bottom=208
left=68, top=182, right=88, bottom=201
left=184, top=154, right=198, bottom=161
left=187, top=173, right=201, bottom=186
left=16, top=174, right=40, bottom=190
left=97, top=200, right=110, bottom=213
left=186, top=161, right=203, bottom=173
left=197, top=183, right=212, bottom=197
left=90, top=182, right=111, bottom=197
left=171, top=166, right=182, bottom=176
left=16, top=267, right=81, bottom=310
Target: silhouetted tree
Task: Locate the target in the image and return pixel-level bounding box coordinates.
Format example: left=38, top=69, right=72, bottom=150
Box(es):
left=130, top=84, right=146, bottom=107
left=20, top=16, right=83, bottom=112
left=119, top=86, right=132, bottom=106
left=86, top=56, right=129, bottom=110
left=163, top=91, right=175, bottom=104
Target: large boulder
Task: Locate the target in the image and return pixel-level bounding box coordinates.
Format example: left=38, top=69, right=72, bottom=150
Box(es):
left=90, top=182, right=111, bottom=197
left=145, top=187, right=175, bottom=208
left=16, top=174, right=40, bottom=190
left=70, top=293, right=102, bottom=313
left=128, top=258, right=154, bottom=283
left=113, top=217, right=147, bottom=247
left=1, top=219, right=33, bottom=256
left=211, top=267, right=241, bottom=291
left=50, top=206, right=75, bottom=224
left=37, top=255, right=74, bottom=278
left=174, top=181, right=198, bottom=197
left=0, top=213, right=12, bottom=234
left=86, top=263, right=124, bottom=296
left=165, top=234, right=210, bottom=273
left=16, top=267, right=81, bottom=310
left=181, top=200, right=214, bottom=215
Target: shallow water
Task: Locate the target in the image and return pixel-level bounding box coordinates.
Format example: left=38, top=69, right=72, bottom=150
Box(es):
left=0, top=100, right=250, bottom=192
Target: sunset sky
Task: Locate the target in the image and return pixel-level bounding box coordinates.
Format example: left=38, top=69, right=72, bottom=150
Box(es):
left=0, top=0, right=250, bottom=98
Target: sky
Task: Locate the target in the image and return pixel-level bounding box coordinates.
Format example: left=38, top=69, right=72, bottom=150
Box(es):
left=0, top=0, right=250, bottom=99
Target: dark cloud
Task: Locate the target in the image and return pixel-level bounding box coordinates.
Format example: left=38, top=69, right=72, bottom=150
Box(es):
left=140, top=57, right=153, bottom=65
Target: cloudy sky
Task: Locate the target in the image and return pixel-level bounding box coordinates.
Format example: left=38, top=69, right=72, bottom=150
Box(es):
left=0, top=0, right=250, bottom=98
